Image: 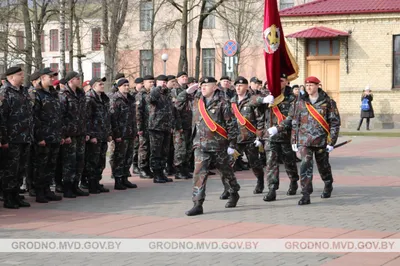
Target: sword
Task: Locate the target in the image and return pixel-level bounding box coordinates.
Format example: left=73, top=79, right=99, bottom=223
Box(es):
left=295, top=139, right=352, bottom=159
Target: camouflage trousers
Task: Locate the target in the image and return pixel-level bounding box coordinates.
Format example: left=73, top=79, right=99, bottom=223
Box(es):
left=192, top=148, right=240, bottom=202
left=111, top=139, right=134, bottom=179
left=167, top=133, right=174, bottom=170
left=299, top=146, right=333, bottom=195
left=236, top=143, right=264, bottom=178
left=61, top=136, right=85, bottom=183
left=55, top=148, right=63, bottom=186
left=132, top=134, right=139, bottom=168
left=33, top=143, right=60, bottom=189
left=86, top=142, right=108, bottom=181
left=149, top=130, right=170, bottom=172
left=265, top=141, right=299, bottom=189
left=1, top=143, right=30, bottom=190
left=173, top=129, right=192, bottom=169
left=138, top=131, right=150, bottom=170
left=25, top=146, right=35, bottom=190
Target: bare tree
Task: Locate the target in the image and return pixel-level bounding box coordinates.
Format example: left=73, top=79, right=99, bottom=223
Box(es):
left=68, top=0, right=74, bottom=72
left=60, top=0, right=66, bottom=77
left=20, top=0, right=33, bottom=85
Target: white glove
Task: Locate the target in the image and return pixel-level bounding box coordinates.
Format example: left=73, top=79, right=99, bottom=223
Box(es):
left=326, top=145, right=334, bottom=153
left=262, top=95, right=274, bottom=104
left=227, top=147, right=235, bottom=155
left=186, top=83, right=199, bottom=94
left=292, top=144, right=298, bottom=152
left=254, top=138, right=262, bottom=147
left=267, top=126, right=278, bottom=137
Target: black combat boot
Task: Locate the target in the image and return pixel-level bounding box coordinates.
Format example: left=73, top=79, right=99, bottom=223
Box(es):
left=13, top=190, right=30, bottom=207
left=220, top=190, right=229, bottom=200
left=97, top=180, right=110, bottom=193
left=321, top=181, right=333, bottom=198
left=225, top=192, right=240, bottom=208
left=114, top=177, right=127, bottom=190
left=175, top=166, right=188, bottom=180
left=287, top=181, right=298, bottom=196
left=29, top=189, right=36, bottom=197
left=44, top=186, right=62, bottom=201
left=253, top=174, right=265, bottom=194
left=73, top=181, right=89, bottom=196
left=185, top=200, right=204, bottom=216
left=298, top=193, right=311, bottom=205
left=122, top=177, right=138, bottom=188
left=35, top=187, right=49, bottom=203
left=237, top=157, right=249, bottom=170
left=139, top=168, right=153, bottom=179
left=80, top=176, right=89, bottom=190
left=263, top=185, right=277, bottom=202
left=55, top=183, right=63, bottom=193
left=63, top=182, right=76, bottom=198
left=3, top=190, right=19, bottom=209
left=153, top=171, right=167, bottom=184
left=88, top=179, right=101, bottom=194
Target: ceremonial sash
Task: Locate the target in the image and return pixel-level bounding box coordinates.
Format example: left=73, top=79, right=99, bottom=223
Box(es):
left=198, top=98, right=228, bottom=139
left=272, top=106, right=286, bottom=124
left=231, top=103, right=257, bottom=134
left=305, top=102, right=332, bottom=142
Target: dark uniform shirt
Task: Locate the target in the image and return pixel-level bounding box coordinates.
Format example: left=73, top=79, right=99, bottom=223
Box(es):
left=86, top=88, right=112, bottom=142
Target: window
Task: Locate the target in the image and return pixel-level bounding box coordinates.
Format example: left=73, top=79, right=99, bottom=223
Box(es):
left=92, top=63, right=101, bottom=78
left=65, top=28, right=70, bottom=50
left=202, top=48, right=215, bottom=77
left=16, top=31, right=24, bottom=50
left=92, top=27, right=101, bottom=51
left=50, top=29, right=59, bottom=51
left=393, top=35, right=400, bottom=87
left=140, top=50, right=152, bottom=77
left=40, top=31, right=45, bottom=52
left=50, top=63, right=59, bottom=73
left=307, top=39, right=340, bottom=56
left=203, top=0, right=215, bottom=29
left=280, top=0, right=294, bottom=10
left=140, top=1, right=153, bottom=31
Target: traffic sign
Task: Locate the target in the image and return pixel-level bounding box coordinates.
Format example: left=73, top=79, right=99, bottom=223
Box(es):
left=223, top=40, right=238, bottom=57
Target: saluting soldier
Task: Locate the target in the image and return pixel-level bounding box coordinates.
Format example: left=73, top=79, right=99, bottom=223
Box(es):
left=271, top=76, right=341, bottom=205
left=0, top=66, right=33, bottom=208
left=176, top=77, right=241, bottom=216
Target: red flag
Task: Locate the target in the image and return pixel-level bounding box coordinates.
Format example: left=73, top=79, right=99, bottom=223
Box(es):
left=263, top=0, right=298, bottom=97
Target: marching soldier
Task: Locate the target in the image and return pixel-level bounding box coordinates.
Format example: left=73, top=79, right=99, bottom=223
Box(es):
left=85, top=77, right=112, bottom=193
left=32, top=68, right=64, bottom=203
left=59, top=71, right=89, bottom=198
left=136, top=75, right=154, bottom=179
left=177, top=77, right=241, bottom=216
left=231, top=77, right=265, bottom=194
left=251, top=73, right=300, bottom=202
left=0, top=66, right=33, bottom=208
left=110, top=78, right=137, bottom=190
left=131, top=77, right=143, bottom=174
left=271, top=76, right=341, bottom=205
left=148, top=75, right=173, bottom=183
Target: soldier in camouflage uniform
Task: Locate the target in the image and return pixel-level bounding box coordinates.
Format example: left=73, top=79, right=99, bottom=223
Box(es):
left=166, top=75, right=179, bottom=177
left=59, top=71, right=89, bottom=198
left=131, top=77, right=143, bottom=174
left=273, top=76, right=340, bottom=205
left=251, top=73, right=300, bottom=202
left=85, top=77, right=113, bottom=193
left=148, top=75, right=173, bottom=183
left=176, top=77, right=241, bottom=216
left=110, top=78, right=137, bottom=190
left=32, top=68, right=63, bottom=203
left=231, top=77, right=265, bottom=195
left=0, top=66, right=33, bottom=208
left=136, top=75, right=154, bottom=179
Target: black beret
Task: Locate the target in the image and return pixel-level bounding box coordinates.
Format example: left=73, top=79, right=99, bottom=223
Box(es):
left=292, top=84, right=299, bottom=89
left=281, top=73, right=288, bottom=79
left=220, top=76, right=231, bottom=81
left=156, top=75, right=168, bottom=81
left=177, top=71, right=188, bottom=78
left=115, top=73, right=125, bottom=80
left=65, top=71, right=80, bottom=82
left=200, top=77, right=217, bottom=85
left=6, top=66, right=22, bottom=76
left=134, top=77, right=144, bottom=83
left=59, top=78, right=67, bottom=85
left=188, top=77, right=197, bottom=84
left=167, top=75, right=176, bottom=81
left=143, top=75, right=154, bottom=81
left=250, top=77, right=259, bottom=83
left=234, top=76, right=249, bottom=85
left=40, top=67, right=58, bottom=76
left=117, top=78, right=129, bottom=87
left=89, top=76, right=106, bottom=86
left=256, top=79, right=263, bottom=85
left=30, top=71, right=41, bottom=82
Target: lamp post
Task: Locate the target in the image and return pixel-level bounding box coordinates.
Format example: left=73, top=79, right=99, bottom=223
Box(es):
left=161, top=53, right=169, bottom=75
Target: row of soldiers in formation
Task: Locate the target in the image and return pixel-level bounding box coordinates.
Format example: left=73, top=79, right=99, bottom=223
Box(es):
left=0, top=65, right=341, bottom=216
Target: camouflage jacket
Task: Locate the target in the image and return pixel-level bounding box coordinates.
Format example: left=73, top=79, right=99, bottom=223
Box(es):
left=231, top=92, right=265, bottom=144
left=176, top=89, right=238, bottom=152
left=168, top=88, right=182, bottom=131
left=147, top=86, right=173, bottom=132
left=135, top=88, right=151, bottom=133
left=32, top=86, right=62, bottom=143
left=0, top=81, right=33, bottom=144
left=251, top=93, right=296, bottom=143
left=85, top=89, right=112, bottom=142
left=173, top=85, right=193, bottom=130
left=59, top=84, right=87, bottom=137
left=219, top=85, right=236, bottom=101
left=278, top=89, right=341, bottom=147
left=110, top=91, right=136, bottom=139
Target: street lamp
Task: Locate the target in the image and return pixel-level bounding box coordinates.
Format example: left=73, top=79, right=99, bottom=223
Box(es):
left=161, top=53, right=169, bottom=75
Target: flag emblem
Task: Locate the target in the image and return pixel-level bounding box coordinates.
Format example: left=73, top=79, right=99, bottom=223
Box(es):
left=263, top=24, right=280, bottom=54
